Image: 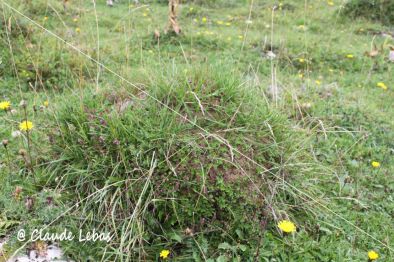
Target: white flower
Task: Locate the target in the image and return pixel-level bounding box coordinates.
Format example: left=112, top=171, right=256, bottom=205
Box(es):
left=389, top=50, right=394, bottom=62
left=12, top=130, right=22, bottom=138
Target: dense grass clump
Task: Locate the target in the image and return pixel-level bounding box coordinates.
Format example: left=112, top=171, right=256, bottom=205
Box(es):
left=343, top=0, right=394, bottom=25
left=44, top=67, right=315, bottom=260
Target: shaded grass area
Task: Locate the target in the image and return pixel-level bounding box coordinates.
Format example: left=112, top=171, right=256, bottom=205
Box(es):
left=343, top=0, right=394, bottom=25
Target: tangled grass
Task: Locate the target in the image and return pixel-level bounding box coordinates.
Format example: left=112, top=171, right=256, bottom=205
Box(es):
left=42, top=67, right=318, bottom=260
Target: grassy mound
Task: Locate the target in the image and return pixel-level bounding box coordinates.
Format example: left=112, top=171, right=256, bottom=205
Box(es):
left=343, top=0, right=394, bottom=25
left=43, top=67, right=315, bottom=260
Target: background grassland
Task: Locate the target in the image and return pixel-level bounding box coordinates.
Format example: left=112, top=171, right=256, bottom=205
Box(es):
left=0, top=0, right=393, bottom=261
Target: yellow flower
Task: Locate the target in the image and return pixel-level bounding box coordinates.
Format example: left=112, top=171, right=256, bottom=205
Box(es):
left=376, top=82, right=388, bottom=90
left=216, top=20, right=224, bottom=25
left=73, top=18, right=78, bottom=23
left=159, top=249, right=170, bottom=259
left=19, top=121, right=34, bottom=132
left=225, top=22, right=231, bottom=26
left=298, top=73, right=304, bottom=78
left=277, top=220, right=296, bottom=233
left=346, top=54, right=354, bottom=58
left=0, top=101, right=11, bottom=110
left=327, top=1, right=334, bottom=6
left=44, top=100, right=49, bottom=107
left=43, top=16, right=48, bottom=21
left=315, top=80, right=322, bottom=85
left=143, top=13, right=148, bottom=17
left=368, top=250, right=379, bottom=260
left=299, top=58, right=305, bottom=63
left=238, top=35, right=244, bottom=39
left=298, top=25, right=306, bottom=30
left=202, top=17, right=207, bottom=23
left=76, top=27, right=81, bottom=33
left=371, top=161, right=380, bottom=168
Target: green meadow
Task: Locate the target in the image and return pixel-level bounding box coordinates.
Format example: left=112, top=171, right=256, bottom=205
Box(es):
left=0, top=0, right=393, bottom=261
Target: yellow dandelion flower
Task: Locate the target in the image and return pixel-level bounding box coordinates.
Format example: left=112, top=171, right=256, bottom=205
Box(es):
left=19, top=121, right=34, bottom=132
left=371, top=161, right=380, bottom=168
left=346, top=54, right=354, bottom=58
left=376, top=82, right=388, bottom=90
left=299, top=58, right=305, bottom=63
left=159, top=249, right=170, bottom=259
left=278, top=220, right=296, bottom=233
left=73, top=18, right=78, bottom=23
left=44, top=100, right=49, bottom=107
left=0, top=101, right=11, bottom=110
left=202, top=17, right=207, bottom=23
left=225, top=22, right=231, bottom=26
left=368, top=250, right=379, bottom=260
left=76, top=27, right=81, bottom=33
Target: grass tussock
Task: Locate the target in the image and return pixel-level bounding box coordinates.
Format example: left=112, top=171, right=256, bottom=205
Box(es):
left=44, top=67, right=316, bottom=260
